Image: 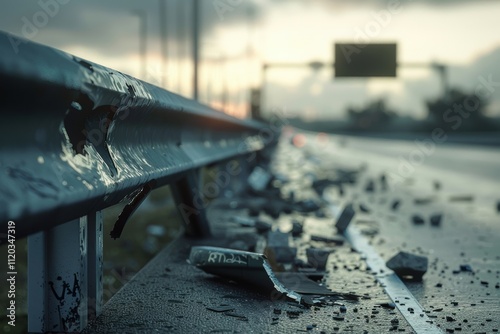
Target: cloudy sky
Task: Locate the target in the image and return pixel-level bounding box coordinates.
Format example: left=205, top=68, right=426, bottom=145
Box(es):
left=2, top=0, right=500, bottom=119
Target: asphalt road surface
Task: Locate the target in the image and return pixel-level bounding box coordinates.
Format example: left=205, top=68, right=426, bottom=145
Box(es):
left=86, top=130, right=499, bottom=333
left=301, top=131, right=500, bottom=333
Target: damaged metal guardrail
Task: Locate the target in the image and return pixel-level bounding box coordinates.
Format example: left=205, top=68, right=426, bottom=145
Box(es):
left=0, top=31, right=278, bottom=333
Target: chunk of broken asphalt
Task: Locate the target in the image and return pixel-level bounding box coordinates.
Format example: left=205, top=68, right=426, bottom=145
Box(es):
left=248, top=166, right=272, bottom=192
left=359, top=203, right=371, bottom=213
left=430, top=214, right=442, bottom=226
left=262, top=202, right=281, bottom=219
left=379, top=302, right=396, bottom=309
left=386, top=251, right=428, bottom=281
left=267, top=231, right=297, bottom=263
left=312, top=179, right=336, bottom=196
left=294, top=258, right=311, bottom=269
left=414, top=197, right=433, bottom=205
left=449, top=195, right=473, bottom=202
left=267, top=230, right=289, bottom=246
left=297, top=199, right=321, bottom=212
left=291, top=220, right=303, bottom=237
left=306, top=248, right=331, bottom=271
left=412, top=214, right=425, bottom=225
left=315, top=210, right=326, bottom=218
left=459, top=264, right=473, bottom=273
left=335, top=203, right=355, bottom=233
left=248, top=207, right=260, bottom=217
left=255, top=220, right=272, bottom=233
left=365, top=180, right=375, bottom=192
left=338, top=185, right=345, bottom=197
left=380, top=174, right=388, bottom=190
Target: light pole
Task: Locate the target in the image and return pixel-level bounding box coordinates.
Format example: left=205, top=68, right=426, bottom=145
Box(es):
left=192, top=0, right=200, bottom=100
left=131, top=10, right=147, bottom=80
left=159, top=0, right=168, bottom=88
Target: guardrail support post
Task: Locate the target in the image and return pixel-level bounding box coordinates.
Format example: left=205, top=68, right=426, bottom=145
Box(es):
left=28, top=213, right=103, bottom=332
left=172, top=170, right=211, bottom=237
left=87, top=211, right=103, bottom=320
left=27, top=230, right=47, bottom=333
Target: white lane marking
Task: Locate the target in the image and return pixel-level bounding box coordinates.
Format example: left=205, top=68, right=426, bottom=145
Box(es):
left=344, top=225, right=443, bottom=334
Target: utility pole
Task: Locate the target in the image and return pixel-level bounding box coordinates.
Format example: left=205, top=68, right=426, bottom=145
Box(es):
left=192, top=0, right=200, bottom=100
left=159, top=0, right=168, bottom=88
left=177, top=0, right=183, bottom=93
left=131, top=10, right=147, bottom=80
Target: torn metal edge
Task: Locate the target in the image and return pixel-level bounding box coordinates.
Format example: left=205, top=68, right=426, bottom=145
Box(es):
left=262, top=260, right=302, bottom=304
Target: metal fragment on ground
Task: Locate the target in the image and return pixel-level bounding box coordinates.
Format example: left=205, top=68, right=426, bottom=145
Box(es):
left=188, top=246, right=302, bottom=304
left=310, top=235, right=345, bottom=246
